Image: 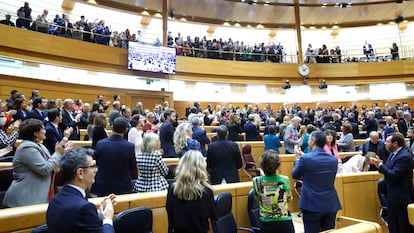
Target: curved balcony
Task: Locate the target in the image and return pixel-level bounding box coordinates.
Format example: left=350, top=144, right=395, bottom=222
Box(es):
left=1, top=24, right=414, bottom=86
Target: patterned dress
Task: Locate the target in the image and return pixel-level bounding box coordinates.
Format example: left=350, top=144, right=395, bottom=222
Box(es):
left=134, top=151, right=169, bottom=192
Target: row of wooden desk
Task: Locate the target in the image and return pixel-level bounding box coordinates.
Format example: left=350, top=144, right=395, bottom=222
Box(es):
left=0, top=171, right=389, bottom=233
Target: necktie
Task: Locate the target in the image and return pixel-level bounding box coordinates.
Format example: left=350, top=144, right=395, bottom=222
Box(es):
left=389, top=152, right=397, bottom=161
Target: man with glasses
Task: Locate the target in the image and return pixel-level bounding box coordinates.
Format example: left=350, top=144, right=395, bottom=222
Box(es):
left=47, top=147, right=117, bottom=233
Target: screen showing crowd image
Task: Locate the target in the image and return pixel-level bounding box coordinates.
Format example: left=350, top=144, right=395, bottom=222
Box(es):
left=128, top=42, right=176, bottom=74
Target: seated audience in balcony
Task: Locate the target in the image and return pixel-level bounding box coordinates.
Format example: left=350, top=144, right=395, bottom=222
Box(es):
left=82, top=21, right=95, bottom=43
left=390, top=42, right=399, bottom=61
left=35, top=9, right=50, bottom=33
left=135, top=132, right=168, bottom=192
left=94, top=20, right=111, bottom=45
left=363, top=41, right=374, bottom=57
left=253, top=150, right=295, bottom=233
left=17, top=2, right=32, bottom=20
left=3, top=119, right=71, bottom=207
left=0, top=13, right=15, bottom=27
left=58, top=14, right=73, bottom=38
left=166, top=150, right=216, bottom=233
left=15, top=11, right=29, bottom=29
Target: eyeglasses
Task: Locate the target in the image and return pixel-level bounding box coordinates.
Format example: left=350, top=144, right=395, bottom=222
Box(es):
left=80, top=164, right=98, bottom=171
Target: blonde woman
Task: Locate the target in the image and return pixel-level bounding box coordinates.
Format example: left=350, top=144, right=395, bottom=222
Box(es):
left=92, top=113, right=108, bottom=149
left=134, top=133, right=168, bottom=192
left=279, top=115, right=291, bottom=139
left=166, top=150, right=217, bottom=233
left=173, top=123, right=200, bottom=158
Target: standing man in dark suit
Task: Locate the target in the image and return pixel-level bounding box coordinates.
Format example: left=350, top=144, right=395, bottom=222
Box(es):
left=206, top=125, right=242, bottom=184
left=370, top=133, right=414, bottom=233
left=91, top=117, right=137, bottom=197
left=29, top=97, right=48, bottom=122
left=47, top=147, right=117, bottom=233
left=398, top=112, right=412, bottom=138
left=191, top=117, right=210, bottom=156
left=159, top=110, right=177, bottom=158
left=244, top=114, right=261, bottom=141
left=60, top=99, right=82, bottom=140
left=292, top=131, right=342, bottom=233
left=364, top=111, right=378, bottom=136
left=44, top=108, right=72, bottom=154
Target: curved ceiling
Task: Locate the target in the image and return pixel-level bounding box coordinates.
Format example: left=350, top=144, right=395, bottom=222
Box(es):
left=94, top=0, right=414, bottom=28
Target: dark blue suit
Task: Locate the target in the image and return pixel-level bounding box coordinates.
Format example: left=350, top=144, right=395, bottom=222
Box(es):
left=292, top=147, right=342, bottom=233
left=29, top=109, right=47, bottom=122
left=206, top=140, right=242, bottom=184
left=379, top=148, right=414, bottom=233
left=243, top=121, right=260, bottom=141
left=44, top=122, right=63, bottom=154
left=192, top=126, right=210, bottom=156
left=46, top=185, right=115, bottom=233
left=159, top=121, right=177, bottom=158
left=60, top=109, right=80, bottom=140
left=91, top=135, right=137, bottom=196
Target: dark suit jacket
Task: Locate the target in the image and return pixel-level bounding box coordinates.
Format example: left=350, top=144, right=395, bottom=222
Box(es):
left=364, top=118, right=378, bottom=135
left=47, top=185, right=115, bottom=233
left=379, top=148, right=414, bottom=205
left=60, top=109, right=80, bottom=140
left=192, top=126, right=210, bottom=156
left=44, top=122, right=63, bottom=154
left=398, top=119, right=411, bottom=137
left=362, top=141, right=387, bottom=161
left=349, top=121, right=360, bottom=139
left=91, top=135, right=137, bottom=196
left=29, top=109, right=47, bottom=122
left=206, top=140, right=242, bottom=184
left=159, top=121, right=177, bottom=158
left=243, top=121, right=260, bottom=141
left=292, top=147, right=342, bottom=213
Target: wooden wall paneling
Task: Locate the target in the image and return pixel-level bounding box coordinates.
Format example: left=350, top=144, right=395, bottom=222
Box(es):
left=0, top=75, right=174, bottom=112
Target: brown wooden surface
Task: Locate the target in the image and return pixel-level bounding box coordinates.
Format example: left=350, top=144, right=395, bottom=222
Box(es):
left=0, top=172, right=391, bottom=233
left=1, top=25, right=414, bottom=86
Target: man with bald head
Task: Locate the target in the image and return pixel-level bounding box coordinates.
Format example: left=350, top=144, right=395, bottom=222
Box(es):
left=60, top=99, right=82, bottom=140
left=361, top=131, right=387, bottom=171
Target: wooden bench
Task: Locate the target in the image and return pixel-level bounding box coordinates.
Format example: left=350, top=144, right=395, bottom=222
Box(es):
left=79, top=129, right=113, bottom=141
left=408, top=203, right=414, bottom=226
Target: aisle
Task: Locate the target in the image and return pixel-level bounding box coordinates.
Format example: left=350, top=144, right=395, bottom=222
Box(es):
left=292, top=212, right=304, bottom=233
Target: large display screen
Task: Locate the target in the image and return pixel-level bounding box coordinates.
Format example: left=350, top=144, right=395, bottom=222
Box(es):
left=128, top=42, right=176, bottom=74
